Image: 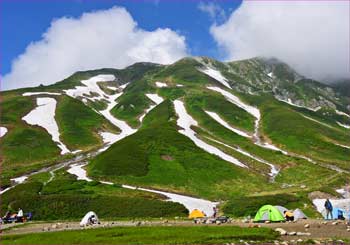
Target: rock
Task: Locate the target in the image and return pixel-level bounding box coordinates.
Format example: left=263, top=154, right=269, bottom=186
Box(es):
left=347, top=228, right=350, bottom=232
left=281, top=242, right=289, bottom=245
left=274, top=240, right=280, bottom=245
left=51, top=224, right=57, bottom=229
left=288, top=231, right=297, bottom=236
left=242, top=219, right=249, bottom=223
left=304, top=223, right=310, bottom=228
left=313, top=240, right=321, bottom=245
left=322, top=221, right=327, bottom=225
left=136, top=221, right=141, bottom=226
left=297, top=239, right=303, bottom=243
left=265, top=220, right=271, bottom=224
left=216, top=220, right=222, bottom=225
left=336, top=240, right=344, bottom=244
left=275, top=228, right=287, bottom=235
left=296, top=232, right=311, bottom=236
left=300, top=185, right=306, bottom=189
left=332, top=221, right=338, bottom=225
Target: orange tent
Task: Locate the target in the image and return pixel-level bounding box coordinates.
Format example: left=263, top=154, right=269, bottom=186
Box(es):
left=188, top=209, right=206, bottom=219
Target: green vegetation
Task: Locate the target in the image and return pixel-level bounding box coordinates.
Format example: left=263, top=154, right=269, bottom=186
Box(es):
left=90, top=100, right=268, bottom=199
left=56, top=95, right=118, bottom=150
left=111, top=79, right=151, bottom=128
left=1, top=226, right=279, bottom=244
left=0, top=94, right=61, bottom=187
left=1, top=170, right=187, bottom=220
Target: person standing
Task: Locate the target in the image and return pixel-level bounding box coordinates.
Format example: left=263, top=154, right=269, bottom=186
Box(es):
left=16, top=208, right=23, bottom=222
left=212, top=206, right=218, bottom=218
left=324, top=199, right=333, bottom=220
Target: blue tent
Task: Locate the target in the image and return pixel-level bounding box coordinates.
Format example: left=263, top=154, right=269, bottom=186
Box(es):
left=322, top=208, right=346, bottom=220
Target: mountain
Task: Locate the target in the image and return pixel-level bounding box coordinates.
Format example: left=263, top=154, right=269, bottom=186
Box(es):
left=1, top=56, right=349, bottom=220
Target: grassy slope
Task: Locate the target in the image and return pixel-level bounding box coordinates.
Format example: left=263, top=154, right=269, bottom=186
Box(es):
left=1, top=226, right=278, bottom=245
left=55, top=95, right=119, bottom=151
left=110, top=79, right=152, bottom=128
left=89, top=100, right=266, bottom=200
left=1, top=170, right=187, bottom=220
left=250, top=95, right=350, bottom=169
left=0, top=93, right=61, bottom=187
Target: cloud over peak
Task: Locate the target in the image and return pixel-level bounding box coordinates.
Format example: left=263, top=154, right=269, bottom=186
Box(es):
left=3, top=6, right=188, bottom=90
left=211, top=1, right=350, bottom=81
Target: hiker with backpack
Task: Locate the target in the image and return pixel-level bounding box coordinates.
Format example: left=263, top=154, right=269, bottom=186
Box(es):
left=324, top=199, right=333, bottom=219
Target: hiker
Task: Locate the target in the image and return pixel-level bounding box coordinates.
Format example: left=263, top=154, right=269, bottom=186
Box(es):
left=213, top=207, right=218, bottom=218
left=324, top=199, right=333, bottom=219
left=16, top=208, right=23, bottom=223
left=283, top=210, right=294, bottom=221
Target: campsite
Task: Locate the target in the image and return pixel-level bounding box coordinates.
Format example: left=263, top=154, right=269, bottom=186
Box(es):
left=2, top=201, right=350, bottom=244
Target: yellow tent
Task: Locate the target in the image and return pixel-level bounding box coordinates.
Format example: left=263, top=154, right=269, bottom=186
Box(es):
left=188, top=209, right=205, bottom=219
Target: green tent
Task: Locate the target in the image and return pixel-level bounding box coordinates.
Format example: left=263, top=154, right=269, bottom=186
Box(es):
left=254, top=205, right=285, bottom=222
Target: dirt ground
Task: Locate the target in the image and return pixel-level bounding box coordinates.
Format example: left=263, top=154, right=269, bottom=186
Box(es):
left=1, top=219, right=350, bottom=243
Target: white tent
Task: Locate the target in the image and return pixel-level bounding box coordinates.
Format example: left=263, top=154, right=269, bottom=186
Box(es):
left=294, top=208, right=307, bottom=220
left=274, top=205, right=288, bottom=215
left=80, top=211, right=99, bottom=226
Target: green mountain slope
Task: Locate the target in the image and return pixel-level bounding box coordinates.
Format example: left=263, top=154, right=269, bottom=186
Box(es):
left=1, top=56, right=349, bottom=219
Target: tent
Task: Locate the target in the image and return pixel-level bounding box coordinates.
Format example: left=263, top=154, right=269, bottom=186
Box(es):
left=322, top=208, right=346, bottom=220
left=188, top=209, right=206, bottom=219
left=293, top=208, right=307, bottom=220
left=275, top=205, right=288, bottom=215
left=80, top=211, right=99, bottom=226
left=254, top=205, right=285, bottom=222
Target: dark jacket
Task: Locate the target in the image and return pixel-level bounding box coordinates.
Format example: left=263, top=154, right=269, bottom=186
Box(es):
left=325, top=200, right=333, bottom=211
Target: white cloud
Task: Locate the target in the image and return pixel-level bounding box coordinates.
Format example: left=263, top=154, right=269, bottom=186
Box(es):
left=3, top=6, right=188, bottom=90
left=198, top=1, right=226, bottom=23
left=211, top=1, right=350, bottom=81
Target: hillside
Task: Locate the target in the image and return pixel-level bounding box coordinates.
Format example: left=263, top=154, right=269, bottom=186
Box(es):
left=1, top=56, right=349, bottom=219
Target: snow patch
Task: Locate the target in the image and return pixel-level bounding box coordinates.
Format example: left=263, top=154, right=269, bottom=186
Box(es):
left=199, top=67, right=231, bottom=89
left=67, top=163, right=92, bottom=182
left=146, top=93, right=164, bottom=105
left=267, top=72, right=273, bottom=78
left=155, top=81, right=168, bottom=88
left=176, top=84, right=184, bottom=87
left=139, top=94, right=165, bottom=122
left=207, top=87, right=260, bottom=119
left=205, top=137, right=279, bottom=178
left=337, top=121, right=350, bottom=129
left=65, top=75, right=136, bottom=150
left=64, top=75, right=115, bottom=101
left=205, top=111, right=251, bottom=138
left=107, top=86, right=118, bottom=91
left=11, top=176, right=28, bottom=184
left=173, top=100, right=246, bottom=168
left=0, top=126, right=8, bottom=138
left=122, top=185, right=219, bottom=217
left=335, top=110, right=350, bottom=118
left=334, top=143, right=350, bottom=149
left=23, top=92, right=61, bottom=96
left=22, top=97, right=70, bottom=154
left=278, top=98, right=321, bottom=112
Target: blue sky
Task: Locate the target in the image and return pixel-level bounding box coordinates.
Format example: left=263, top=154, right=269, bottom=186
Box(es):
left=2, top=1, right=348, bottom=90
left=1, top=0, right=242, bottom=75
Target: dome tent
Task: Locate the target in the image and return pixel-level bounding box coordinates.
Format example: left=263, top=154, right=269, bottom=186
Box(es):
left=80, top=211, right=99, bottom=226
left=294, top=208, right=307, bottom=220
left=188, top=209, right=206, bottom=219
left=254, top=205, right=285, bottom=222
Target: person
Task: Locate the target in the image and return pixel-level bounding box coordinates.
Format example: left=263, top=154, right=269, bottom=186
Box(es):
left=213, top=207, right=218, bottom=218
left=16, top=208, right=23, bottom=223
left=324, top=199, right=333, bottom=220
left=283, top=210, right=294, bottom=222
left=337, top=209, right=345, bottom=220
